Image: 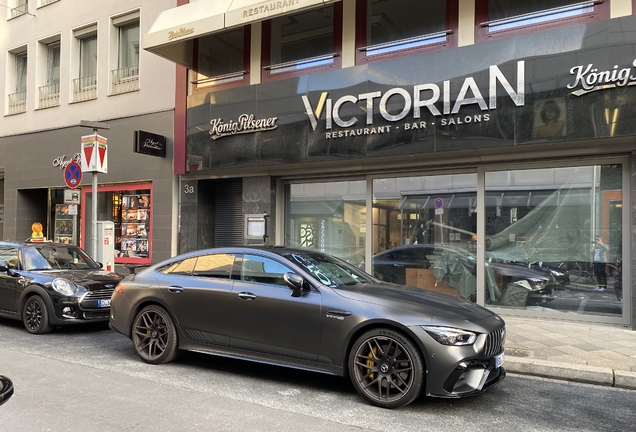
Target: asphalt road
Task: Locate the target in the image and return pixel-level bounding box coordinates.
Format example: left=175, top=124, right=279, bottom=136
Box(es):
left=1, top=317, right=635, bottom=432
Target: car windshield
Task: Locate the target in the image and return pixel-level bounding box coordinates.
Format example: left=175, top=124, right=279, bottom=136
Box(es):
left=285, top=252, right=374, bottom=287
left=22, top=245, right=99, bottom=271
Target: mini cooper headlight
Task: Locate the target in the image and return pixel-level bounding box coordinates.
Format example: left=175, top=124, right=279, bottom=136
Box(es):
left=422, top=326, right=477, bottom=346
left=51, top=278, right=76, bottom=296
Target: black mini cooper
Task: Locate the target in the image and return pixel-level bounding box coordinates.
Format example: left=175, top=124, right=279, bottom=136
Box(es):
left=0, top=241, right=122, bottom=334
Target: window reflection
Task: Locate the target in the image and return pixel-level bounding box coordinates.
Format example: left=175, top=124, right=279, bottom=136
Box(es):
left=485, top=165, right=623, bottom=316
left=372, top=174, right=478, bottom=302
left=285, top=180, right=366, bottom=266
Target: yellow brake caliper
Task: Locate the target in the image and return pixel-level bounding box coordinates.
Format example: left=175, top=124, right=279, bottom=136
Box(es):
left=366, top=347, right=378, bottom=380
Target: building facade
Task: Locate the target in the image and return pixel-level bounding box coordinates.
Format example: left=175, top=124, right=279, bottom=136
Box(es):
left=0, top=0, right=179, bottom=270
left=146, top=0, right=635, bottom=328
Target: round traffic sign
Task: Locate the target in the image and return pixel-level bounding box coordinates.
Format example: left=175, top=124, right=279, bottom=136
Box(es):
left=434, top=198, right=444, bottom=209
left=64, top=161, right=83, bottom=189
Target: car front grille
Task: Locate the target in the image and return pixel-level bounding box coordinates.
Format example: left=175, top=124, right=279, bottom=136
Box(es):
left=484, top=326, right=505, bottom=357
left=83, top=288, right=114, bottom=300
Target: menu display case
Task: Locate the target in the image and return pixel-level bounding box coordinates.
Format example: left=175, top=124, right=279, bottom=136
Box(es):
left=117, top=194, right=150, bottom=258
left=54, top=204, right=77, bottom=244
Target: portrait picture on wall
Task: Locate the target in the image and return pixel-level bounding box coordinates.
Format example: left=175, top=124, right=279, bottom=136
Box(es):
left=532, top=98, right=567, bottom=139
left=55, top=219, right=73, bottom=235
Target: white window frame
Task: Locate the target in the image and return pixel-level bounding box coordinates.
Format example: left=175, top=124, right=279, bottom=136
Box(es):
left=109, top=10, right=140, bottom=95
left=71, top=23, right=98, bottom=103
left=36, top=34, right=61, bottom=109
left=5, top=45, right=28, bottom=115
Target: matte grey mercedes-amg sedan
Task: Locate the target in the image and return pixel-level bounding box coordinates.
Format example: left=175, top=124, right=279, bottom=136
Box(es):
left=109, top=246, right=505, bottom=408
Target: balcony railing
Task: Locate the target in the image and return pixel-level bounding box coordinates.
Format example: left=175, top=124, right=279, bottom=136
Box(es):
left=72, top=74, right=97, bottom=102
left=38, top=82, right=60, bottom=109
left=7, top=91, right=26, bottom=115
left=111, top=65, right=139, bottom=94
left=10, top=2, right=27, bottom=18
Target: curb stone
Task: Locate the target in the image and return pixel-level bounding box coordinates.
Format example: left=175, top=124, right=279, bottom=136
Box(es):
left=505, top=357, right=614, bottom=387
left=614, top=370, right=636, bottom=390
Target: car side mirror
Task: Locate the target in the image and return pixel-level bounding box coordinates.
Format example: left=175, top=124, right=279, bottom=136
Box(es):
left=284, top=272, right=305, bottom=297
left=0, top=261, right=17, bottom=276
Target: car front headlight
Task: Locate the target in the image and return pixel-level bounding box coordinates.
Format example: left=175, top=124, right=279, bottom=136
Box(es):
left=51, top=278, right=76, bottom=296
left=422, top=326, right=477, bottom=346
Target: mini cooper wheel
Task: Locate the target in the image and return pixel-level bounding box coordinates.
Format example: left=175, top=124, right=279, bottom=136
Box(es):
left=132, top=305, right=178, bottom=364
left=349, top=328, right=424, bottom=408
left=22, top=295, right=52, bottom=334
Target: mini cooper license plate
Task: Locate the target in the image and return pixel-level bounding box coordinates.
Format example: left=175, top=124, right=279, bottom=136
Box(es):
left=495, top=352, right=505, bottom=369
left=98, top=299, right=111, bottom=308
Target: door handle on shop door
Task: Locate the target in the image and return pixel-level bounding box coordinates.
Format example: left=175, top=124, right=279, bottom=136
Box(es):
left=168, top=286, right=183, bottom=293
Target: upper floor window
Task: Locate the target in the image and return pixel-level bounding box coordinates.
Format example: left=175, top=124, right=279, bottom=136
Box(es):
left=111, top=12, right=140, bottom=95
left=356, top=0, right=457, bottom=64
left=193, top=27, right=249, bottom=92
left=262, top=3, right=342, bottom=82
left=476, top=0, right=610, bottom=42
left=72, top=25, right=98, bottom=102
left=38, top=40, right=60, bottom=109
left=7, top=50, right=27, bottom=115
left=38, top=0, right=59, bottom=7
left=9, top=0, right=27, bottom=18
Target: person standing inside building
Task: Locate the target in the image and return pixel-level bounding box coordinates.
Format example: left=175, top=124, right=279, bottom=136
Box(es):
left=592, top=236, right=609, bottom=292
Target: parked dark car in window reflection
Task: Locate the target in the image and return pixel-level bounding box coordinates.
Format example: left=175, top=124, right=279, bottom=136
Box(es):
left=371, top=244, right=558, bottom=306
left=109, top=246, right=506, bottom=408
left=0, top=241, right=123, bottom=334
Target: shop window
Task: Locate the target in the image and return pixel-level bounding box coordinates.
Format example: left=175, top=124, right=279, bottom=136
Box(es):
left=7, top=49, right=27, bottom=115
left=475, top=0, right=610, bottom=42
left=285, top=180, right=366, bottom=266
left=111, top=11, right=140, bottom=95
left=262, top=3, right=342, bottom=82
left=82, top=184, right=152, bottom=265
left=72, top=24, right=98, bottom=102
left=371, top=174, right=478, bottom=302
left=356, top=0, right=458, bottom=64
left=484, top=164, right=623, bottom=317
left=192, top=27, right=250, bottom=92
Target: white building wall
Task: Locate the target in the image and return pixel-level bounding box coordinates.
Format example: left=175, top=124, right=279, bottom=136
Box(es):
left=0, top=0, right=177, bottom=136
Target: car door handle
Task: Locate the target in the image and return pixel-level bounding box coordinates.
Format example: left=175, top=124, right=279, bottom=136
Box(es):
left=238, top=292, right=256, bottom=301
left=393, top=264, right=404, bottom=267
left=168, top=286, right=183, bottom=293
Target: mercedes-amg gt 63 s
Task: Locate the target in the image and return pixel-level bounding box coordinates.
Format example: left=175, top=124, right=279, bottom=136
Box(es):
left=110, top=246, right=505, bottom=408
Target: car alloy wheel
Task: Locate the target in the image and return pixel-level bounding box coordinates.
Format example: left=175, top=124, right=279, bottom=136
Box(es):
left=132, top=305, right=178, bottom=364
left=22, top=295, right=52, bottom=334
left=349, top=328, right=424, bottom=408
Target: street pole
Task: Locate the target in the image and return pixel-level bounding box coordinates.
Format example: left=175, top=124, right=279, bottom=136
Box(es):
left=79, top=120, right=110, bottom=259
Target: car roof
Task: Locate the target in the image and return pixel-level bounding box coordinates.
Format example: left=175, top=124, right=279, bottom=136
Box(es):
left=0, top=241, right=82, bottom=248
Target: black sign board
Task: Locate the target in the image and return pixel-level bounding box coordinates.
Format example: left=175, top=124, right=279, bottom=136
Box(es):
left=134, top=130, right=166, bottom=157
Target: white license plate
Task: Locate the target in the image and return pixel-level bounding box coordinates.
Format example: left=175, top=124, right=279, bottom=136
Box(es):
left=495, top=352, right=505, bottom=369
left=98, top=299, right=111, bottom=308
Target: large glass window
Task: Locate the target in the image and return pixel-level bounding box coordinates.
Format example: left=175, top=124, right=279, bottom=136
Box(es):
left=484, top=165, right=623, bottom=317
left=372, top=174, right=478, bottom=301
left=285, top=180, right=365, bottom=266
left=15, top=52, right=27, bottom=93
left=195, top=28, right=247, bottom=89
left=264, top=4, right=341, bottom=79
left=46, top=42, right=60, bottom=86
left=79, top=35, right=97, bottom=86
left=358, top=0, right=455, bottom=63
left=118, top=22, right=139, bottom=70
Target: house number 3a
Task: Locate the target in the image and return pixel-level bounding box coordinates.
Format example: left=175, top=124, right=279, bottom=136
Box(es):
left=184, top=184, right=195, bottom=194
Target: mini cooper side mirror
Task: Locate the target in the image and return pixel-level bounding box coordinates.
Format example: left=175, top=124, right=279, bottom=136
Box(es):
left=284, top=272, right=305, bottom=297
left=0, top=262, right=8, bottom=273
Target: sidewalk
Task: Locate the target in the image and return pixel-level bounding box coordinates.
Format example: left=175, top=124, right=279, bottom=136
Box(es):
left=502, top=315, right=636, bottom=390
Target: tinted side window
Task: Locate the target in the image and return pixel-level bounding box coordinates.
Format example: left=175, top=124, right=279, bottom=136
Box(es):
left=193, top=254, right=235, bottom=279
left=241, top=255, right=292, bottom=287
left=158, top=258, right=197, bottom=276
left=0, top=247, right=19, bottom=270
